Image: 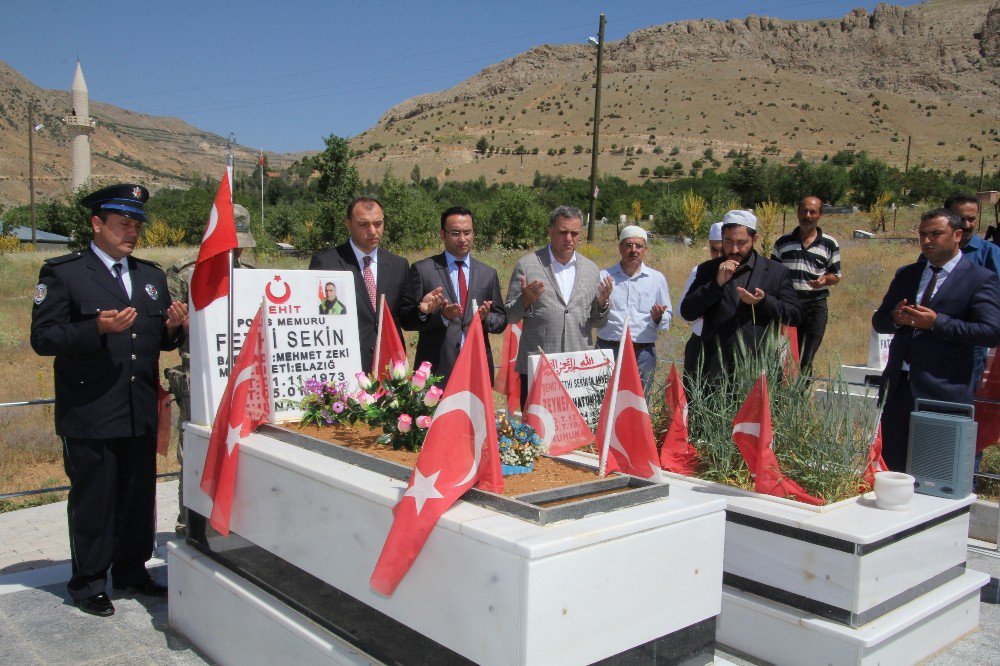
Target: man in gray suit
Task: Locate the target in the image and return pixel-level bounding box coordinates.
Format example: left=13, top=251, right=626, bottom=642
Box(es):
left=399, top=207, right=507, bottom=386
left=506, top=205, right=613, bottom=407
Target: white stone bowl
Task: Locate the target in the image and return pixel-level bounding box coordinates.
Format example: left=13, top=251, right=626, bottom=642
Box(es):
left=873, top=471, right=915, bottom=510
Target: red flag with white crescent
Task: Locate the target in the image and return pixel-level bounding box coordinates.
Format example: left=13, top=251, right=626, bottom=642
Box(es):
left=524, top=351, right=593, bottom=457
left=861, top=416, right=887, bottom=491
left=595, top=327, right=661, bottom=479
left=732, top=373, right=823, bottom=505
left=190, top=171, right=238, bottom=310
left=200, top=306, right=270, bottom=535
left=974, top=348, right=999, bottom=452
left=374, top=297, right=407, bottom=381
left=493, top=322, right=522, bottom=409
left=370, top=314, right=502, bottom=596
left=658, top=363, right=699, bottom=475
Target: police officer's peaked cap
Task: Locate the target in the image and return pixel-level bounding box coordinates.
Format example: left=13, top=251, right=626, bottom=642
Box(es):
left=81, top=183, right=149, bottom=223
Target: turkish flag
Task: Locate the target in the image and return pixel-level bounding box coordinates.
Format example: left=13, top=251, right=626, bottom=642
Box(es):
left=200, top=306, right=270, bottom=535
left=732, top=373, right=823, bottom=505
left=370, top=313, right=503, bottom=596
left=861, top=417, right=888, bottom=491
left=374, top=296, right=407, bottom=381
left=595, top=328, right=662, bottom=479
left=780, top=324, right=800, bottom=378
left=190, top=171, right=238, bottom=311
left=659, top=363, right=699, bottom=475
left=975, top=348, right=999, bottom=452
left=524, top=351, right=593, bottom=457
left=493, top=322, right=522, bottom=409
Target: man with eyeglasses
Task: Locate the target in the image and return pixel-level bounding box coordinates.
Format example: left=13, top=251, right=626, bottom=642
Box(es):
left=399, top=206, right=507, bottom=386
left=30, top=184, right=187, bottom=617
left=596, top=226, right=672, bottom=395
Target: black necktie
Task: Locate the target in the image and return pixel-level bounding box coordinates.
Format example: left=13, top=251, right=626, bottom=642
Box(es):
left=112, top=262, right=129, bottom=300
left=919, top=265, right=942, bottom=306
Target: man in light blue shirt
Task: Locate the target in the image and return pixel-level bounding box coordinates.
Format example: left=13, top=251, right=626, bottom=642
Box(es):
left=946, top=193, right=1000, bottom=385
left=597, top=225, right=672, bottom=395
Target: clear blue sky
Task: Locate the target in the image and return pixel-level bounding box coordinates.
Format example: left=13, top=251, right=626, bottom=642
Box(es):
left=2, top=0, right=917, bottom=154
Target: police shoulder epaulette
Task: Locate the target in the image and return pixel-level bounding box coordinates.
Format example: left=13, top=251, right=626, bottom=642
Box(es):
left=45, top=252, right=85, bottom=266
left=133, top=256, right=162, bottom=268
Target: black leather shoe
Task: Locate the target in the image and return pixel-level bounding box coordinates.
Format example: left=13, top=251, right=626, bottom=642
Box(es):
left=113, top=578, right=168, bottom=597
left=76, top=593, right=115, bottom=617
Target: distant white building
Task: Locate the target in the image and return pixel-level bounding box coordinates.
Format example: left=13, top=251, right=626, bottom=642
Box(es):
left=65, top=61, right=96, bottom=192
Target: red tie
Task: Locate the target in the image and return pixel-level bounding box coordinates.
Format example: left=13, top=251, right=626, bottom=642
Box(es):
left=362, top=255, right=377, bottom=310
left=456, top=260, right=468, bottom=315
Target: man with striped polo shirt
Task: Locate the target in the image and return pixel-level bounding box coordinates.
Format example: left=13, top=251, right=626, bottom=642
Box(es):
left=771, top=196, right=841, bottom=373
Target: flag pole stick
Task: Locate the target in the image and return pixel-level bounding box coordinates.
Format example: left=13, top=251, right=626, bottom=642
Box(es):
left=598, top=321, right=629, bottom=476
left=373, top=293, right=386, bottom=378
left=226, top=167, right=235, bottom=375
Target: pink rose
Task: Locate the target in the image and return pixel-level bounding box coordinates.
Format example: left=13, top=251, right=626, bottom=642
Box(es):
left=411, top=369, right=429, bottom=389
left=397, top=414, right=413, bottom=433
left=355, top=372, right=373, bottom=391
left=358, top=391, right=376, bottom=406
left=415, top=415, right=433, bottom=429
left=423, top=385, right=444, bottom=407
left=391, top=359, right=408, bottom=380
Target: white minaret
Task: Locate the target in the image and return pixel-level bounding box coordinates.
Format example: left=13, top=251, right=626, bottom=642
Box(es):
left=65, top=60, right=95, bottom=191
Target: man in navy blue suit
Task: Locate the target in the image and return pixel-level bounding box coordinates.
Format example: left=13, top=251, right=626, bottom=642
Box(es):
left=873, top=209, right=1000, bottom=471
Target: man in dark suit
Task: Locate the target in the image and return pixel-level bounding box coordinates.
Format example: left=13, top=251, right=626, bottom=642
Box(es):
left=680, top=210, right=803, bottom=381
left=873, top=208, right=1000, bottom=471
left=31, top=184, right=187, bottom=617
left=399, top=207, right=507, bottom=386
left=308, top=196, right=409, bottom=374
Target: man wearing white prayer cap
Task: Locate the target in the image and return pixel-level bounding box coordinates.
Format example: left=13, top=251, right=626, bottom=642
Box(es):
left=679, top=210, right=802, bottom=380
left=678, top=221, right=724, bottom=383
left=596, top=225, right=671, bottom=395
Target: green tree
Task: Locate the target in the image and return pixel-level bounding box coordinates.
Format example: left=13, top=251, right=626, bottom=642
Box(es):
left=376, top=170, right=438, bottom=251
left=410, top=164, right=422, bottom=186
left=479, top=185, right=548, bottom=249
left=849, top=155, right=899, bottom=210
left=314, top=133, right=361, bottom=236
left=476, top=137, right=489, bottom=153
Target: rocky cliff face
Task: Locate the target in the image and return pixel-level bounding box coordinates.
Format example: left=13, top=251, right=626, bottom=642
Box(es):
left=377, top=1, right=997, bottom=127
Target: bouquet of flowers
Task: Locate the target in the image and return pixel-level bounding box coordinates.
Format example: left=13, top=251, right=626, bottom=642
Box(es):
left=351, top=360, right=443, bottom=452
left=496, top=411, right=544, bottom=469
left=299, top=378, right=354, bottom=427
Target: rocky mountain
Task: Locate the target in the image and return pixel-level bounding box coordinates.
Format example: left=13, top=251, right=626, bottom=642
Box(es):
left=0, top=61, right=294, bottom=206
left=353, top=0, right=1000, bottom=186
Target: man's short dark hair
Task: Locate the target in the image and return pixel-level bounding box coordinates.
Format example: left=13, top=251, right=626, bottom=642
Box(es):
left=921, top=208, right=962, bottom=230
left=549, top=205, right=583, bottom=227
left=944, top=194, right=980, bottom=212
left=346, top=196, right=383, bottom=220
left=440, top=206, right=475, bottom=230
left=325, top=282, right=335, bottom=290
left=721, top=222, right=757, bottom=237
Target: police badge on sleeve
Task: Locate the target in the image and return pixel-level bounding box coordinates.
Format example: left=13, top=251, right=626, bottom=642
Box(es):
left=33, top=283, right=47, bottom=305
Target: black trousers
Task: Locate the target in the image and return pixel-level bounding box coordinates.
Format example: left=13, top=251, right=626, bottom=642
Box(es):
left=880, top=373, right=914, bottom=473
left=797, top=298, right=829, bottom=374
left=62, top=433, right=157, bottom=599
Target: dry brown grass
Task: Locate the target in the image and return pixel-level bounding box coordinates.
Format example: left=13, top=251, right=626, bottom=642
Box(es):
left=0, top=212, right=975, bottom=509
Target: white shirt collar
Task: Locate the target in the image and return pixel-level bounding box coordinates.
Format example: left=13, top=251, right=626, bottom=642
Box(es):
left=548, top=245, right=577, bottom=268
left=931, top=251, right=962, bottom=275
left=444, top=250, right=471, bottom=267
left=349, top=239, right=377, bottom=267
left=90, top=242, right=127, bottom=274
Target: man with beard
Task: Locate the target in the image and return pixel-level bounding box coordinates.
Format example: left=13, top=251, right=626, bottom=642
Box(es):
left=680, top=210, right=802, bottom=381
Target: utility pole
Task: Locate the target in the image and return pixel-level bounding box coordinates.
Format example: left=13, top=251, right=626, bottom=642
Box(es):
left=904, top=135, right=911, bottom=173
left=979, top=156, right=985, bottom=192
left=28, top=101, right=37, bottom=246
left=586, top=13, right=606, bottom=242
left=260, top=150, right=265, bottom=232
